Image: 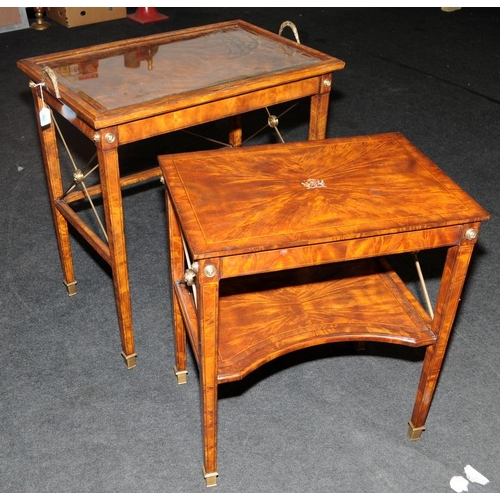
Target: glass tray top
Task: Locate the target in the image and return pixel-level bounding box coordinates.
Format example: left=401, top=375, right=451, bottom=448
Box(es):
left=47, top=26, right=325, bottom=110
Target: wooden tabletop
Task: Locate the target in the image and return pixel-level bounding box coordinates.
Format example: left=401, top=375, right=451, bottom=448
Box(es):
left=160, top=132, right=490, bottom=260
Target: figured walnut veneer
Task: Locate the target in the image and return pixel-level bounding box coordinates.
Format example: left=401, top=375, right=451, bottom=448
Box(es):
left=17, top=20, right=344, bottom=365
left=160, top=132, right=489, bottom=486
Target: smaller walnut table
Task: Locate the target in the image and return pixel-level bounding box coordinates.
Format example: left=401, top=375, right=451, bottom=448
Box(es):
left=159, top=133, right=489, bottom=487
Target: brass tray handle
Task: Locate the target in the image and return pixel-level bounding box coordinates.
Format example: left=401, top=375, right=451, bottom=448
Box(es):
left=279, top=21, right=300, bottom=44
left=41, top=65, right=61, bottom=98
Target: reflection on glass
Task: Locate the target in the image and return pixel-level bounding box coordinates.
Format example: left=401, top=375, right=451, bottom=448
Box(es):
left=47, top=27, right=322, bottom=110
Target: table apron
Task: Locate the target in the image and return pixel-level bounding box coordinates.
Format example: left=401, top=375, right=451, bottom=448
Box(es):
left=42, top=94, right=98, bottom=143
left=42, top=75, right=326, bottom=144
left=218, top=225, right=465, bottom=278
left=116, top=76, right=325, bottom=144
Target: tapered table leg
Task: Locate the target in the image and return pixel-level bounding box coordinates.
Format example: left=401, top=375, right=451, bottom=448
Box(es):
left=96, top=130, right=136, bottom=368
left=408, top=225, right=480, bottom=438
left=167, top=196, right=188, bottom=384
left=229, top=115, right=243, bottom=147
left=308, top=76, right=332, bottom=140
left=198, top=262, right=220, bottom=487
left=32, top=86, right=77, bottom=296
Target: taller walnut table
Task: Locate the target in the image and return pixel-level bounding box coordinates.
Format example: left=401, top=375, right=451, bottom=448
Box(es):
left=159, top=133, right=489, bottom=486
left=17, top=20, right=345, bottom=368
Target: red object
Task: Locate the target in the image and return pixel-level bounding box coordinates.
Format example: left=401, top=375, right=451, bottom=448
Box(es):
left=128, top=8, right=169, bottom=24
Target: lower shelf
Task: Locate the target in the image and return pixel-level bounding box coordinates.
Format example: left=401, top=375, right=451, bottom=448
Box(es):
left=175, top=257, right=436, bottom=383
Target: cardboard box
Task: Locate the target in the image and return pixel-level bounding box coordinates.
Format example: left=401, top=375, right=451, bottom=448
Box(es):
left=46, top=7, right=127, bottom=28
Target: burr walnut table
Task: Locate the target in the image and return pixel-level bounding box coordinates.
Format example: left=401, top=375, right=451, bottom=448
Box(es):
left=17, top=20, right=345, bottom=368
left=159, top=132, right=489, bottom=486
